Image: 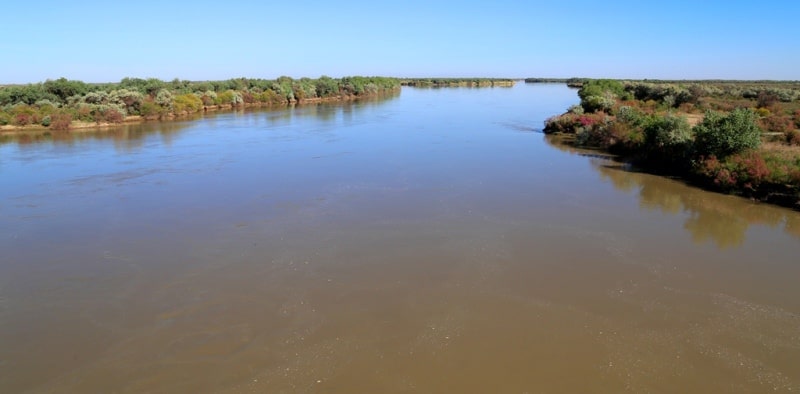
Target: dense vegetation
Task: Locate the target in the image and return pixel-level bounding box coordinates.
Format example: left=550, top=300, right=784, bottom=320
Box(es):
left=544, top=79, right=800, bottom=208
left=0, top=76, right=400, bottom=130
left=524, top=78, right=585, bottom=87
left=400, top=78, right=514, bottom=87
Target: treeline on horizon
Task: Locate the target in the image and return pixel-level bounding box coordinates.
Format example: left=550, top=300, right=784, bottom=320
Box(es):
left=543, top=79, right=800, bottom=208
left=525, top=77, right=800, bottom=89
left=0, top=76, right=400, bottom=129
left=400, top=78, right=515, bottom=87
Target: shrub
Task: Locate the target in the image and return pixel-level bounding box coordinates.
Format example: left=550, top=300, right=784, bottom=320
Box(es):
left=615, top=105, right=644, bottom=125
left=756, top=91, right=779, bottom=109
left=729, top=151, right=771, bottom=191
left=14, top=113, right=31, bottom=126
left=215, top=90, right=233, bottom=105
left=258, top=89, right=283, bottom=105
left=315, top=76, right=339, bottom=97
left=567, top=104, right=584, bottom=115
left=103, top=108, right=125, bottom=123
left=760, top=115, right=793, bottom=133
left=110, top=89, right=144, bottom=115
left=578, top=79, right=625, bottom=101
left=787, top=130, right=800, bottom=146
left=155, top=89, right=174, bottom=109
left=572, top=113, right=612, bottom=147
left=607, top=120, right=644, bottom=154
left=41, top=115, right=51, bottom=127
left=693, top=108, right=761, bottom=158
left=638, top=114, right=693, bottom=169
left=200, top=90, right=217, bottom=106
left=230, top=91, right=243, bottom=106
left=50, top=112, right=72, bottom=130
left=581, top=93, right=615, bottom=113
left=172, top=93, right=203, bottom=113
left=643, top=114, right=692, bottom=148
left=83, top=91, right=109, bottom=104
left=76, top=104, right=94, bottom=121
left=543, top=113, right=579, bottom=134
left=697, top=155, right=737, bottom=190
left=139, top=99, right=163, bottom=118
left=755, top=107, right=771, bottom=117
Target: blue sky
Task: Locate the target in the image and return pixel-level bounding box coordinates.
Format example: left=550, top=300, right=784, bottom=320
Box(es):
left=1, top=0, right=798, bottom=83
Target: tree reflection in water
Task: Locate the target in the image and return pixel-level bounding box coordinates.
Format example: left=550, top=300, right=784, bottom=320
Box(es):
left=595, top=161, right=800, bottom=248
left=542, top=134, right=799, bottom=248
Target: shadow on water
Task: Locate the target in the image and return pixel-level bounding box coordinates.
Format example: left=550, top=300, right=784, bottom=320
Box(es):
left=544, top=135, right=800, bottom=249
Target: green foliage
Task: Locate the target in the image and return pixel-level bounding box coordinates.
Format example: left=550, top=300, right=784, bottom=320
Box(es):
left=315, top=76, right=339, bottom=97
left=578, top=79, right=626, bottom=101
left=230, top=91, right=243, bottom=106
left=215, top=91, right=232, bottom=105
left=0, top=76, right=401, bottom=129
left=139, top=99, right=163, bottom=118
left=214, top=90, right=243, bottom=105
left=693, top=108, right=761, bottom=158
left=643, top=114, right=693, bottom=148
left=200, top=90, right=217, bottom=106
left=155, top=89, right=174, bottom=109
left=173, top=94, right=203, bottom=113
left=581, top=94, right=616, bottom=113
left=615, top=106, right=644, bottom=125
left=578, top=79, right=628, bottom=113
left=110, top=89, right=144, bottom=115
left=0, top=84, right=58, bottom=106
left=40, top=115, right=51, bottom=127
left=640, top=114, right=694, bottom=169
left=567, top=104, right=584, bottom=115
left=42, top=78, right=90, bottom=102
left=83, top=91, right=110, bottom=104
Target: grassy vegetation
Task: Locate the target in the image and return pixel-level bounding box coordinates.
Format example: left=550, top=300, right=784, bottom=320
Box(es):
left=0, top=76, right=400, bottom=131
left=544, top=79, right=800, bottom=209
left=400, top=78, right=514, bottom=87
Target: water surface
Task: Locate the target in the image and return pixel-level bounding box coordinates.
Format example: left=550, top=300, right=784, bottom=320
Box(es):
left=1, top=84, right=799, bottom=393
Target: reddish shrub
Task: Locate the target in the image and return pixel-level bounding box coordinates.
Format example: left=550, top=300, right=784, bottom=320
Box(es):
left=544, top=113, right=579, bottom=134
left=14, top=113, right=31, bottom=126
left=578, top=115, right=598, bottom=127
left=714, top=168, right=737, bottom=188
left=103, top=108, right=124, bottom=123
left=731, top=152, right=770, bottom=189
left=241, top=91, right=255, bottom=104
left=760, top=115, right=793, bottom=133
left=51, top=113, right=72, bottom=130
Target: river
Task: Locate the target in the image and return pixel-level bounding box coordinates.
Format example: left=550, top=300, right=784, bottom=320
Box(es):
left=1, top=83, right=799, bottom=393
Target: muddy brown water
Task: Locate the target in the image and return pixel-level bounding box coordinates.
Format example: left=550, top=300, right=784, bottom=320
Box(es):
left=1, top=84, right=799, bottom=393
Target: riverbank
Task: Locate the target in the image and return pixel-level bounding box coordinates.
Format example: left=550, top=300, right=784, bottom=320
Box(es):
left=543, top=79, right=800, bottom=210
left=0, top=90, right=398, bottom=136
left=0, top=76, right=401, bottom=135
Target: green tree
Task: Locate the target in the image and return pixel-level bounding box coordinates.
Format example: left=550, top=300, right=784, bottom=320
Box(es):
left=693, top=108, right=761, bottom=158
left=42, top=78, right=90, bottom=103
